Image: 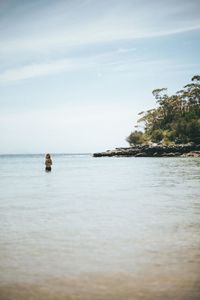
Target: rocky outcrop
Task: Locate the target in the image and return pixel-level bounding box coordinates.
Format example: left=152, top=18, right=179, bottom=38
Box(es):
left=93, top=144, right=200, bottom=157
left=181, top=151, right=200, bottom=157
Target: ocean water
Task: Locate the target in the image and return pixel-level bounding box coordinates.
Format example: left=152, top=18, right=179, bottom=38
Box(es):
left=0, top=154, right=200, bottom=300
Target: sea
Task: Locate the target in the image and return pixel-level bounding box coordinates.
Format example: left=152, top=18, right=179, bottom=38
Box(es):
left=0, top=154, right=200, bottom=300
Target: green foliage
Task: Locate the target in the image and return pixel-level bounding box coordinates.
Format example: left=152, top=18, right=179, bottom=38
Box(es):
left=150, top=129, right=163, bottom=143
left=126, top=131, right=145, bottom=145
left=127, top=75, right=200, bottom=145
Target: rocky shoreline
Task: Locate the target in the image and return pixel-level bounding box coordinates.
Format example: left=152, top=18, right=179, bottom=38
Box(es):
left=93, top=144, right=200, bottom=157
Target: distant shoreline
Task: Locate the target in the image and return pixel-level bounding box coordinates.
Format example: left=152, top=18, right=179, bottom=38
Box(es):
left=93, top=144, right=200, bottom=157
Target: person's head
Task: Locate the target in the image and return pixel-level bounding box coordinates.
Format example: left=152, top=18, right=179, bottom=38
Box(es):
left=46, top=153, right=51, bottom=159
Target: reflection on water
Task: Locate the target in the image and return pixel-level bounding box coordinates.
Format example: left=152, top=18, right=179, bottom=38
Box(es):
left=0, top=155, right=200, bottom=299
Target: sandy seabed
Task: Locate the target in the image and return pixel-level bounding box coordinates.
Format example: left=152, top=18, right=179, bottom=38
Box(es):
left=0, top=270, right=200, bottom=300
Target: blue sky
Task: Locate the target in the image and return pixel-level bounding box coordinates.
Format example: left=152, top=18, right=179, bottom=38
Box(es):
left=0, top=0, right=200, bottom=153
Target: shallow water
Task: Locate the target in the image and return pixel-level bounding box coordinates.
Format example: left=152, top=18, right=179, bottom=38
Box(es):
left=0, top=154, right=200, bottom=299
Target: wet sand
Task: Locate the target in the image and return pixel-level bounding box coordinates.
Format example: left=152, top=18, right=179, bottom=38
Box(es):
left=1, top=268, right=200, bottom=300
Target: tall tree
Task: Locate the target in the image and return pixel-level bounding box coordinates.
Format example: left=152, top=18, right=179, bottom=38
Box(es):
left=127, top=75, right=200, bottom=145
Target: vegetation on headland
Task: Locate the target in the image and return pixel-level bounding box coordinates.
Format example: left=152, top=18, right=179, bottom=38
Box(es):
left=93, top=75, right=200, bottom=157
left=127, top=75, right=200, bottom=146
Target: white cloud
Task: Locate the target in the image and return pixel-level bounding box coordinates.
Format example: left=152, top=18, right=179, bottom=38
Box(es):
left=1, top=22, right=199, bottom=57
left=0, top=0, right=199, bottom=153
left=0, top=58, right=94, bottom=83
left=0, top=54, right=199, bottom=84
left=0, top=0, right=199, bottom=84
left=0, top=0, right=199, bottom=56
left=117, top=47, right=136, bottom=54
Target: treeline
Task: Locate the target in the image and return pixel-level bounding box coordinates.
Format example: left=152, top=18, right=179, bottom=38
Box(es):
left=127, top=75, right=200, bottom=145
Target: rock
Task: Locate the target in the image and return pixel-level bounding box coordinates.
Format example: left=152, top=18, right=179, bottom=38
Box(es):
left=181, top=151, right=200, bottom=157
left=93, top=144, right=200, bottom=158
left=164, top=152, right=181, bottom=157
left=135, top=152, right=148, bottom=157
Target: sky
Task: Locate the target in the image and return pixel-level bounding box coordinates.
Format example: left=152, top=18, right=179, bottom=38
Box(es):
left=0, top=0, right=200, bottom=153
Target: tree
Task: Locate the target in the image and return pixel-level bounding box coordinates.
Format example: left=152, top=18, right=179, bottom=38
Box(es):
left=126, top=75, right=200, bottom=146
left=126, top=131, right=145, bottom=146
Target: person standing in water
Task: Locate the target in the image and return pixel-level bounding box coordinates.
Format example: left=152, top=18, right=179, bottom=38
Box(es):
left=45, top=153, right=52, bottom=172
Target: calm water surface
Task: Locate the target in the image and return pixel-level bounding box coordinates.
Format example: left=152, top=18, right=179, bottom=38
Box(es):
left=0, top=154, right=200, bottom=299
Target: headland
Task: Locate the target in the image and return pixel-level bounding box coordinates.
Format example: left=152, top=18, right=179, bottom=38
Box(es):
left=93, top=144, right=200, bottom=157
